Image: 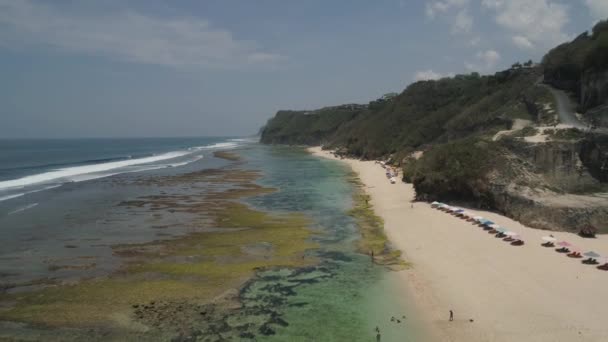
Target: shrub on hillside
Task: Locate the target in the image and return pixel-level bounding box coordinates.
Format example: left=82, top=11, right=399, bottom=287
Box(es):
left=403, top=138, right=501, bottom=205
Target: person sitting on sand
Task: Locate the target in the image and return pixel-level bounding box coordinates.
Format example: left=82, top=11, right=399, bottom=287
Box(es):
left=449, top=310, right=454, bottom=321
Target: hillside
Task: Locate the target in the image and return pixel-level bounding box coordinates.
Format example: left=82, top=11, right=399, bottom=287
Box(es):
left=260, top=21, right=608, bottom=234
left=543, top=20, right=608, bottom=126
left=261, top=67, right=553, bottom=159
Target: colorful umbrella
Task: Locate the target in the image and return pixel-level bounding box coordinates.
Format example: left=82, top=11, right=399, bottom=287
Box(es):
left=583, top=251, right=601, bottom=258
left=504, top=231, right=519, bottom=236
left=541, top=236, right=556, bottom=242
left=557, top=241, right=572, bottom=247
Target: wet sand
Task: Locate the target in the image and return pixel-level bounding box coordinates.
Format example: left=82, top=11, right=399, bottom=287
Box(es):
left=310, top=146, right=608, bottom=342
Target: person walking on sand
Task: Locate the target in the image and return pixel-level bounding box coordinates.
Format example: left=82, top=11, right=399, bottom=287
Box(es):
left=449, top=310, right=454, bottom=321
left=371, top=250, right=374, bottom=263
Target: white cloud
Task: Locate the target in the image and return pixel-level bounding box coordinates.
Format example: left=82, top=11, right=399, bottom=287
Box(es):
left=452, top=10, right=473, bottom=34
left=425, top=0, right=469, bottom=19
left=469, top=37, right=481, bottom=46
left=481, top=0, right=570, bottom=50
left=585, top=0, right=608, bottom=20
left=413, top=69, right=451, bottom=81
left=0, top=0, right=285, bottom=69
left=512, top=35, right=533, bottom=49
left=465, top=49, right=501, bottom=72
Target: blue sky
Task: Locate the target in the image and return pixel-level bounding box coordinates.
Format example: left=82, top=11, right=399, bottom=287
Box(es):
left=0, top=0, right=606, bottom=138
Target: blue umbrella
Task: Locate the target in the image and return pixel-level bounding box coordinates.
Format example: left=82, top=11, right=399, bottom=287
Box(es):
left=584, top=251, right=601, bottom=258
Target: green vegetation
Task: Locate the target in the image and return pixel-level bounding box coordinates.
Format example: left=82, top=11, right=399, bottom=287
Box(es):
left=543, top=19, right=608, bottom=110
left=260, top=105, right=366, bottom=145
left=261, top=68, right=546, bottom=159
left=514, top=126, right=538, bottom=137
left=403, top=138, right=503, bottom=205
left=0, top=162, right=318, bottom=328
left=548, top=127, right=586, bottom=141
left=346, top=174, right=408, bottom=270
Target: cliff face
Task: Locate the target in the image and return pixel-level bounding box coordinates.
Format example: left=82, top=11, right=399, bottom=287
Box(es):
left=260, top=105, right=365, bottom=146
left=490, top=184, right=608, bottom=234
left=580, top=70, right=608, bottom=111
left=486, top=137, right=608, bottom=233
left=581, top=71, right=608, bottom=127
left=542, top=20, right=608, bottom=127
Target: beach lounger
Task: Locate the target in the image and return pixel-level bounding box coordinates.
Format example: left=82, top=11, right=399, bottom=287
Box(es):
left=567, top=252, right=582, bottom=258
left=555, top=247, right=570, bottom=253
left=582, top=258, right=599, bottom=265
left=495, top=233, right=506, bottom=238
left=510, top=240, right=524, bottom=246
left=541, top=242, right=555, bottom=247
left=597, top=263, right=608, bottom=271
left=503, top=237, right=514, bottom=242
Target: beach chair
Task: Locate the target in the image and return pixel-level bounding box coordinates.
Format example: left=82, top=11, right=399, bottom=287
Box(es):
left=582, top=258, right=599, bottom=265
left=555, top=247, right=570, bottom=253
left=510, top=240, right=524, bottom=246
left=597, top=263, right=608, bottom=271
left=541, top=242, right=555, bottom=247
left=567, top=252, right=582, bottom=258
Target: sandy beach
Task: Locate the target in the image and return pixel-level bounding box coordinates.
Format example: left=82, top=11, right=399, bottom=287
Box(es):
left=310, top=147, right=608, bottom=342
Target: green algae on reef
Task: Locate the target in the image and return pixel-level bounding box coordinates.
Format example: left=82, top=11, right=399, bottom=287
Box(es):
left=0, top=153, right=319, bottom=331
left=346, top=172, right=409, bottom=270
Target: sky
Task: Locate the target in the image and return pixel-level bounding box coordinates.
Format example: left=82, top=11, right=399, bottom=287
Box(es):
left=0, top=0, right=606, bottom=138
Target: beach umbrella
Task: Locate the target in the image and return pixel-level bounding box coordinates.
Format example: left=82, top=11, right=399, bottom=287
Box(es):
left=473, top=216, right=484, bottom=221
left=496, top=228, right=507, bottom=233
left=455, top=209, right=465, bottom=213
left=557, top=241, right=572, bottom=247
left=504, top=231, right=519, bottom=236
left=583, top=251, right=601, bottom=258
left=541, top=236, right=557, bottom=242
left=431, top=201, right=439, bottom=206
left=489, top=224, right=501, bottom=229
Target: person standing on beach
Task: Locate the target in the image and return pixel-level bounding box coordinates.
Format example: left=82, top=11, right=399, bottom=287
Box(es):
left=449, top=310, right=454, bottom=321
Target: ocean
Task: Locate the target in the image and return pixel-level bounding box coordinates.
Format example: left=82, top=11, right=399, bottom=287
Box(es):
left=0, top=138, right=425, bottom=341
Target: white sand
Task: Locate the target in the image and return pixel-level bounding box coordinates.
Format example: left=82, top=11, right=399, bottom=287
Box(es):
left=310, top=147, right=608, bottom=342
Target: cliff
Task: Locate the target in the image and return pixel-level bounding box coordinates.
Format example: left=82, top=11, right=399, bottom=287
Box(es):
left=260, top=21, right=608, bottom=233
left=543, top=20, right=608, bottom=127
left=262, top=67, right=548, bottom=159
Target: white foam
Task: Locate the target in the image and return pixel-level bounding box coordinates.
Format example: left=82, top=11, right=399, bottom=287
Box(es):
left=0, top=193, right=24, bottom=201
left=0, top=151, right=190, bottom=191
left=192, top=142, right=239, bottom=150
left=0, top=184, right=61, bottom=203
left=8, top=203, right=38, bottom=215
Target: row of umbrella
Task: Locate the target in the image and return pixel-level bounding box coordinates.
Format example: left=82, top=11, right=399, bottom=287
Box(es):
left=541, top=236, right=606, bottom=267
left=431, top=202, right=523, bottom=244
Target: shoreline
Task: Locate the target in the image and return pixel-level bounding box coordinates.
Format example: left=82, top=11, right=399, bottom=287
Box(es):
left=309, top=146, right=608, bottom=342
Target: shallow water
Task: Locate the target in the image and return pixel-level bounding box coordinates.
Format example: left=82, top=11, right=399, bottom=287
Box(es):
left=0, top=142, right=426, bottom=341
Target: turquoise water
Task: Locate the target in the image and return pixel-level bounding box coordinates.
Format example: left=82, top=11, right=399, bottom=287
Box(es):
left=0, top=142, right=426, bottom=341
left=240, top=146, right=426, bottom=341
